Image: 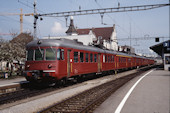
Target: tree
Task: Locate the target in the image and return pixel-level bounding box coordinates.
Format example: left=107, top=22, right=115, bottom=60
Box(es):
left=0, top=33, right=33, bottom=75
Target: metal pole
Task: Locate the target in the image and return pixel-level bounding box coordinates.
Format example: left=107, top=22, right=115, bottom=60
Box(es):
left=130, top=22, right=131, bottom=54
left=33, top=0, right=38, bottom=40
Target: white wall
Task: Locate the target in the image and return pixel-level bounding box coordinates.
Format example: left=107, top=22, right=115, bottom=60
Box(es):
left=44, top=34, right=96, bottom=46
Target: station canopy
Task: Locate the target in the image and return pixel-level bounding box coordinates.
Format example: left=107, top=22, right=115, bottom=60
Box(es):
left=150, top=39, right=170, bottom=57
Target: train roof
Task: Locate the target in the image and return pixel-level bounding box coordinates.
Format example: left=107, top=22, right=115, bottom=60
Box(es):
left=26, top=38, right=153, bottom=60
left=27, top=38, right=104, bottom=52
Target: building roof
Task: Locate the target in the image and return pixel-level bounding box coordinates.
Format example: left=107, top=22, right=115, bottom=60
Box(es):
left=65, top=18, right=77, bottom=35
left=77, top=26, right=114, bottom=41
left=10, top=33, right=33, bottom=44
left=150, top=39, right=170, bottom=57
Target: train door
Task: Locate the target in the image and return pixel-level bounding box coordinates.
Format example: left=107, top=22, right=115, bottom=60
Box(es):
left=98, top=53, right=101, bottom=72
left=67, top=50, right=71, bottom=77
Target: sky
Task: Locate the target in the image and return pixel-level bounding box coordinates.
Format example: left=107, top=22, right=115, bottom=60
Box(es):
left=0, top=0, right=169, bottom=56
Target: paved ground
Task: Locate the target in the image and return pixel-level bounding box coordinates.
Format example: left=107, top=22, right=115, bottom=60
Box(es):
left=0, top=77, right=26, bottom=87
left=94, top=69, right=170, bottom=113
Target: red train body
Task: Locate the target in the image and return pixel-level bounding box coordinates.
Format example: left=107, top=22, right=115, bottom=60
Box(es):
left=24, top=39, right=155, bottom=83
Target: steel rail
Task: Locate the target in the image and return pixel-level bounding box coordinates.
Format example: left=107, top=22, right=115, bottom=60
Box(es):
left=38, top=67, right=153, bottom=113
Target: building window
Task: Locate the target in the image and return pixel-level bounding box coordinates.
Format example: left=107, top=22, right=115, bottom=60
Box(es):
left=80, top=52, right=84, bottom=62
left=90, top=53, right=93, bottom=62
left=94, top=54, right=97, bottom=62
left=74, top=52, right=78, bottom=63
left=86, top=53, right=89, bottom=62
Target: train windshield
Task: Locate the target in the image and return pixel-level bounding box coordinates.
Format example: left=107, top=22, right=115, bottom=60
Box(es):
left=27, top=49, right=34, bottom=61
left=27, top=48, right=57, bottom=61
left=27, top=49, right=44, bottom=61
left=46, top=48, right=56, bottom=60
left=35, top=49, right=44, bottom=61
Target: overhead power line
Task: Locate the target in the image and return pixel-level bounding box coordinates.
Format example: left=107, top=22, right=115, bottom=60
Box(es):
left=38, top=3, right=170, bottom=17
left=115, top=36, right=170, bottom=41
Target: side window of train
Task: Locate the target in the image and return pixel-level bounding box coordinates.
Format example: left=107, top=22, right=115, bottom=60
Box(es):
left=57, top=49, right=64, bottom=60
left=103, top=55, right=105, bottom=63
left=74, top=52, right=78, bottom=63
left=90, top=53, right=93, bottom=62
left=108, top=56, right=110, bottom=62
left=80, top=52, right=84, bottom=62
left=94, top=54, right=97, bottom=62
left=86, top=53, right=89, bottom=62
left=105, top=55, right=107, bottom=62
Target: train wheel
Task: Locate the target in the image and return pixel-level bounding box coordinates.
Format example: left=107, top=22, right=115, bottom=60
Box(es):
left=58, top=78, right=68, bottom=86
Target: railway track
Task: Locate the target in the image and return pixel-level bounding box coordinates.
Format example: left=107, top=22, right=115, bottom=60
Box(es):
left=39, top=70, right=146, bottom=113
left=0, top=65, right=155, bottom=108
left=0, top=83, right=61, bottom=105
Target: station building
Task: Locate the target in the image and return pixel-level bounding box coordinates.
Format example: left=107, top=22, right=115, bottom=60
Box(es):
left=150, top=39, right=170, bottom=71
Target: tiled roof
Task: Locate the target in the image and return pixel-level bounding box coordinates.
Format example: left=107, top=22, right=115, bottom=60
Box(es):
left=77, top=27, right=114, bottom=41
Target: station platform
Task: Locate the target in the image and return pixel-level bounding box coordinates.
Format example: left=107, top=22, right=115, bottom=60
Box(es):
left=94, top=69, right=170, bottom=113
left=0, top=77, right=26, bottom=87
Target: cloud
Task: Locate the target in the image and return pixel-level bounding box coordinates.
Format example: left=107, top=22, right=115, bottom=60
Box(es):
left=51, top=22, right=66, bottom=34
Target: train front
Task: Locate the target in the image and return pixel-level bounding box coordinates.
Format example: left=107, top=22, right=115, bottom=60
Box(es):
left=24, top=39, right=60, bottom=83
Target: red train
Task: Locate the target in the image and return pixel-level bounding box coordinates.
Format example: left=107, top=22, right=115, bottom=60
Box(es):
left=24, top=38, right=155, bottom=83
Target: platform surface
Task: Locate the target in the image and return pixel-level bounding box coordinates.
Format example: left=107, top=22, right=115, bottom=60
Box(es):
left=0, top=77, right=26, bottom=87
left=94, top=69, right=170, bottom=113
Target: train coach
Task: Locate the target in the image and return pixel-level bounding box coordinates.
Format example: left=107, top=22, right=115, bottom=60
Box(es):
left=24, top=38, right=155, bottom=84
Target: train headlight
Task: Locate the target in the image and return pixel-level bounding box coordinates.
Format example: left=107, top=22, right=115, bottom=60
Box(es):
left=27, top=65, right=30, bottom=68
left=48, top=64, right=52, bottom=68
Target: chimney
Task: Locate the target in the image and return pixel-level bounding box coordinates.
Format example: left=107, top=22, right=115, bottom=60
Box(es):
left=65, top=16, right=77, bottom=35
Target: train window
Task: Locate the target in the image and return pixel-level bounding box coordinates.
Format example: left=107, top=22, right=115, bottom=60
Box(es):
left=46, top=48, right=56, bottom=60
left=85, top=53, right=89, bottom=62
left=105, top=55, right=107, bottom=62
left=128, top=58, right=131, bottom=62
left=74, top=52, right=78, bottom=63
left=90, top=53, right=93, bottom=62
left=61, top=49, right=64, bottom=60
left=35, top=49, right=44, bottom=61
left=94, top=54, right=97, bottom=62
left=110, top=56, right=112, bottom=62
left=80, top=52, right=84, bottom=62
left=112, top=56, right=114, bottom=62
left=27, top=49, right=34, bottom=61
left=103, top=55, right=105, bottom=63
left=57, top=49, right=64, bottom=60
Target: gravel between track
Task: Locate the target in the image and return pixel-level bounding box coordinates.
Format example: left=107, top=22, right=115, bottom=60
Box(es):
left=0, top=70, right=137, bottom=113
